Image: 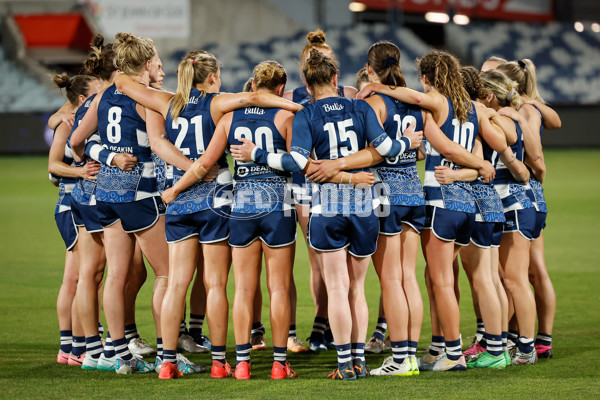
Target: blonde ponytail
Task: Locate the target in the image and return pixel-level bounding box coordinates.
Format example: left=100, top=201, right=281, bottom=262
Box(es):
left=480, top=70, right=522, bottom=110
left=497, top=59, right=544, bottom=103
left=170, top=51, right=220, bottom=120
left=170, top=59, right=195, bottom=120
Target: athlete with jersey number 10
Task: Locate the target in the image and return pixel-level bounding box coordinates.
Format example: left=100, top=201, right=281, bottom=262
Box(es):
left=358, top=49, right=497, bottom=372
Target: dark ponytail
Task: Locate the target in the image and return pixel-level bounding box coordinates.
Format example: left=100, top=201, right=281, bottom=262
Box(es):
left=367, top=41, right=406, bottom=87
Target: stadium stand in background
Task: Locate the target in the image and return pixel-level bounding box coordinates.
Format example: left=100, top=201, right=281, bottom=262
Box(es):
left=0, top=45, right=65, bottom=112
left=0, top=0, right=598, bottom=151
left=165, top=24, right=430, bottom=96
left=447, top=22, right=600, bottom=104
left=3, top=21, right=600, bottom=111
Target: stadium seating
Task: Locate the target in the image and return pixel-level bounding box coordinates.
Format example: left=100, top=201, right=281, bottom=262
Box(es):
left=446, top=22, right=600, bottom=104
left=1, top=22, right=599, bottom=112
left=162, top=24, right=431, bottom=95
left=160, top=22, right=600, bottom=105
left=0, top=45, right=65, bottom=112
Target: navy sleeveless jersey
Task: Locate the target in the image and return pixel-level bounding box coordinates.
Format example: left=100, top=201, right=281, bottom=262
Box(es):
left=95, top=84, right=157, bottom=203
left=469, top=111, right=505, bottom=223
left=70, top=95, right=99, bottom=206
left=164, top=89, right=232, bottom=215
left=228, top=107, right=291, bottom=213
left=484, top=120, right=534, bottom=212
left=292, top=85, right=345, bottom=106
left=526, top=105, right=547, bottom=213
left=291, top=97, right=389, bottom=215
left=54, top=122, right=75, bottom=215
left=423, top=98, right=478, bottom=213
left=375, top=93, right=425, bottom=207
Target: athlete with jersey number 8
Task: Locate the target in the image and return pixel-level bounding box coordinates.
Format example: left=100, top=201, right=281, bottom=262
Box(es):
left=70, top=33, right=168, bottom=375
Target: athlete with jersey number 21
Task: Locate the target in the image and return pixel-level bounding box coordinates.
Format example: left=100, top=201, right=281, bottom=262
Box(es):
left=114, top=51, right=303, bottom=379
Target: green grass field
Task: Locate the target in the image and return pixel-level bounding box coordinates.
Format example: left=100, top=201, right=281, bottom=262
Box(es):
left=1, top=150, right=599, bottom=399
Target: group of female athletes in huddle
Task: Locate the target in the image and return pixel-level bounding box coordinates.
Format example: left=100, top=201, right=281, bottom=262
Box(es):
left=48, top=28, right=559, bottom=380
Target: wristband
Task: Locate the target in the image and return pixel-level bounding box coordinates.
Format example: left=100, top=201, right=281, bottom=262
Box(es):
left=401, top=136, right=411, bottom=150
left=192, top=161, right=208, bottom=180
left=250, top=147, right=258, bottom=162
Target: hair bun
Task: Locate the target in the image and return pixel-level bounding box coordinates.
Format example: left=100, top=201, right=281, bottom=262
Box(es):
left=91, top=34, right=104, bottom=49
left=115, top=32, right=135, bottom=44
left=307, top=29, right=326, bottom=45
left=53, top=72, right=72, bottom=89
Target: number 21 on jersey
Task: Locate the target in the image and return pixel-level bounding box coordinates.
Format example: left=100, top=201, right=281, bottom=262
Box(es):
left=172, top=116, right=205, bottom=156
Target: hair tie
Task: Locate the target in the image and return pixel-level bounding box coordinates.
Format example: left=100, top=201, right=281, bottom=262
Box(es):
left=192, top=59, right=195, bottom=65
left=382, top=56, right=398, bottom=68
left=518, top=59, right=527, bottom=71
left=506, top=87, right=516, bottom=101
left=310, top=36, right=324, bottom=44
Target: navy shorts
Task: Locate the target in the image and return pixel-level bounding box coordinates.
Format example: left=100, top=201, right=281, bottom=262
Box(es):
left=97, top=197, right=161, bottom=233
left=424, top=206, right=475, bottom=246
left=157, top=200, right=166, bottom=216
left=379, top=205, right=426, bottom=235
left=165, top=207, right=230, bottom=243
left=55, top=211, right=78, bottom=251
left=71, top=201, right=103, bottom=233
left=229, top=210, right=297, bottom=248
left=308, top=213, right=379, bottom=257
left=491, top=222, right=504, bottom=247
left=533, top=211, right=547, bottom=239
left=503, top=208, right=537, bottom=241
left=470, top=222, right=504, bottom=248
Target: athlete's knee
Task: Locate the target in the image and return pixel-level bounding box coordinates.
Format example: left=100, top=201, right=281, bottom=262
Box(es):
left=502, top=276, right=529, bottom=295
left=153, top=276, right=168, bottom=293
left=205, top=278, right=227, bottom=292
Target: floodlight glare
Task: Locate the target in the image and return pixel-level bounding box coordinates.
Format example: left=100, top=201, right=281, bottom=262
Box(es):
left=425, top=12, right=450, bottom=24
left=453, top=14, right=470, bottom=25
left=349, top=2, right=367, bottom=12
